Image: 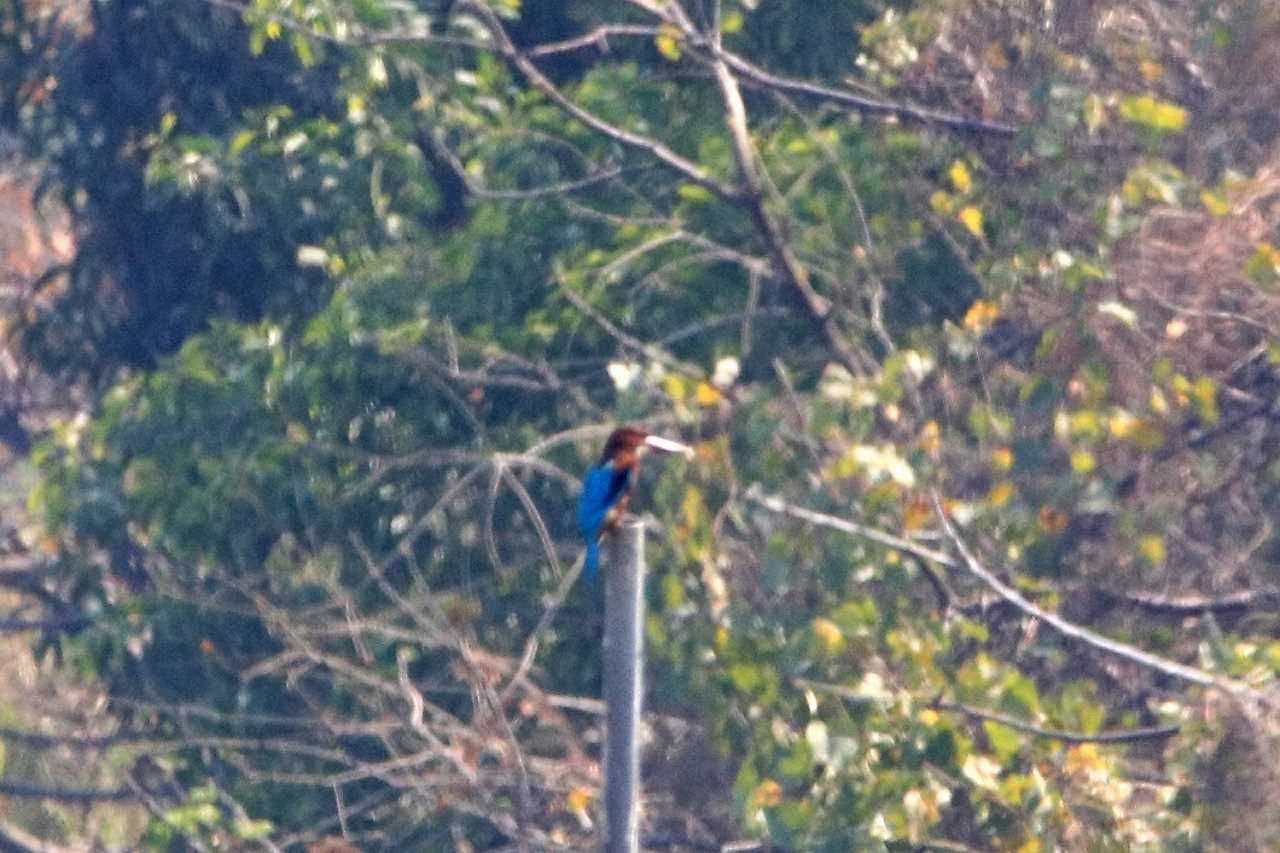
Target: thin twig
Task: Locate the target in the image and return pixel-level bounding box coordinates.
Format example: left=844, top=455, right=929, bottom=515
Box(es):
left=934, top=700, right=1179, bottom=744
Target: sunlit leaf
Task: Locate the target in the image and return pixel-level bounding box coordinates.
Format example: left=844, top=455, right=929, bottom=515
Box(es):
left=812, top=617, right=845, bottom=655
left=1118, top=94, right=1188, bottom=132
left=655, top=25, right=683, bottom=61
left=695, top=382, right=723, bottom=406
left=754, top=778, right=783, bottom=807
left=1070, top=451, right=1096, bottom=474
left=1200, top=189, right=1231, bottom=217
left=984, top=720, right=1021, bottom=761
left=963, top=299, right=1000, bottom=331
left=957, top=206, right=984, bottom=238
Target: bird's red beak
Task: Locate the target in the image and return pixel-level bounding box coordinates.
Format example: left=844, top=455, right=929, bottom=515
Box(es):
left=642, top=434, right=694, bottom=458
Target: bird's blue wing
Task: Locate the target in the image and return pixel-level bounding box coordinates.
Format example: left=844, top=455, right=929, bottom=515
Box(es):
left=577, top=464, right=629, bottom=536
left=577, top=465, right=612, bottom=537
left=577, top=464, right=631, bottom=579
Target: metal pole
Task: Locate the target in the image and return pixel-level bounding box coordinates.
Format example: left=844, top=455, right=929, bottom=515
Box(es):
left=604, top=520, right=644, bottom=853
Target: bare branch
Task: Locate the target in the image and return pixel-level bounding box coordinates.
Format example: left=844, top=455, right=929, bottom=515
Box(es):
left=527, top=24, right=660, bottom=57
left=0, top=780, right=136, bottom=803
left=746, top=486, right=1273, bottom=702
left=1104, top=587, right=1280, bottom=615
left=930, top=492, right=1270, bottom=703
left=703, top=31, right=872, bottom=376
left=934, top=700, right=1179, bottom=745
left=463, top=2, right=741, bottom=204
left=744, top=486, right=954, bottom=607
left=744, top=486, right=955, bottom=566
left=0, top=613, right=90, bottom=633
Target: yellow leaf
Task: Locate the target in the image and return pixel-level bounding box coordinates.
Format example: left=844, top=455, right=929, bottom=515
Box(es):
left=963, top=299, right=1000, bottom=331
left=754, top=779, right=783, bottom=807
left=722, top=10, right=744, bottom=33
left=958, top=206, right=984, bottom=238
left=990, top=446, right=1014, bottom=471
left=229, top=129, right=256, bottom=157
left=918, top=708, right=940, bottom=726
left=1070, top=450, right=1096, bottom=474
left=919, top=420, right=941, bottom=458
left=1065, top=743, right=1102, bottom=773
left=1069, top=409, right=1102, bottom=438
left=812, top=618, right=845, bottom=655
left=1018, top=838, right=1043, bottom=853
left=567, top=786, right=593, bottom=817
left=929, top=190, right=954, bottom=215
left=654, top=25, right=682, bottom=61
left=1139, top=534, right=1166, bottom=565
left=989, top=481, right=1015, bottom=507
left=1107, top=409, right=1139, bottom=438
left=265, top=20, right=282, bottom=40
left=948, top=160, right=973, bottom=193
left=662, top=374, right=687, bottom=402
left=1192, top=376, right=1219, bottom=424
left=1139, top=60, right=1164, bottom=82
left=1201, top=190, right=1231, bottom=217
left=694, top=382, right=723, bottom=406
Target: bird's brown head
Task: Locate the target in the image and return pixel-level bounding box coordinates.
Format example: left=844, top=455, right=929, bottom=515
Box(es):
left=600, top=427, right=649, bottom=466
left=599, top=426, right=693, bottom=468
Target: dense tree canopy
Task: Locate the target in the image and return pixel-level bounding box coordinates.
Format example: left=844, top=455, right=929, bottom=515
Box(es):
left=3, top=0, right=1280, bottom=849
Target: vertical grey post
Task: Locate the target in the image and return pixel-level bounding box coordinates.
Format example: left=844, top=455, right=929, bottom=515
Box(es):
left=604, top=520, right=644, bottom=853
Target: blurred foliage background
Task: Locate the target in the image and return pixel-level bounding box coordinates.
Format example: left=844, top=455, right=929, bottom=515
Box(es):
left=3, top=0, right=1280, bottom=849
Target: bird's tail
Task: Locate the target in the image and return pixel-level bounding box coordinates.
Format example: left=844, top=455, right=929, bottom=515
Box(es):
left=583, top=540, right=600, bottom=580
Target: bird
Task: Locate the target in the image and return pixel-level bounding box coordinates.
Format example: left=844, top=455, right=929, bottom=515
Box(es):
left=577, top=427, right=692, bottom=579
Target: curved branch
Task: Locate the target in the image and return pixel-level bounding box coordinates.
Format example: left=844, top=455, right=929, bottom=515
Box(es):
left=625, top=0, right=1016, bottom=137
left=463, top=2, right=741, bottom=205
left=744, top=486, right=1272, bottom=703
left=935, top=700, right=1179, bottom=745
left=930, top=492, right=1270, bottom=704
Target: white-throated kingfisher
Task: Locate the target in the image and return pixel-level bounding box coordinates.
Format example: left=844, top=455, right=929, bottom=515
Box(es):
left=577, top=427, right=692, bottom=579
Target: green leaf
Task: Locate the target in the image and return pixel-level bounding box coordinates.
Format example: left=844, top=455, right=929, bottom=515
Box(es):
left=1118, top=94, right=1188, bottom=132
left=983, top=720, right=1021, bottom=761
left=677, top=183, right=714, bottom=203
left=229, top=130, right=256, bottom=157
